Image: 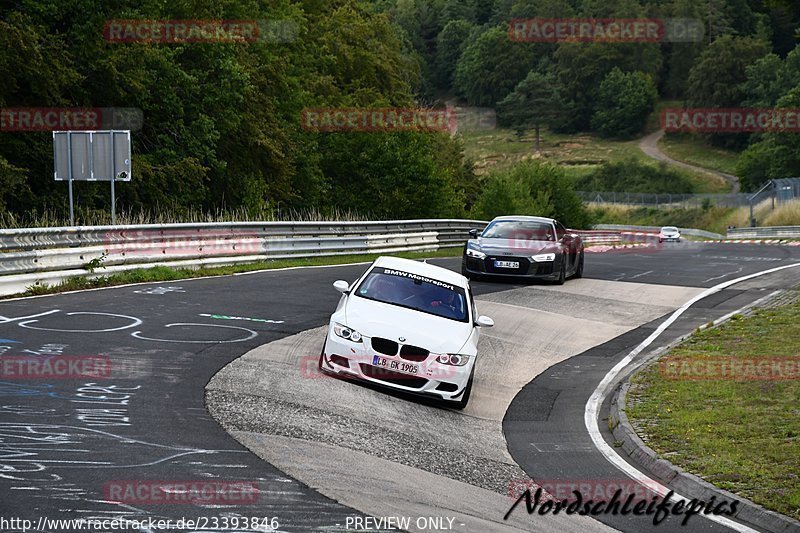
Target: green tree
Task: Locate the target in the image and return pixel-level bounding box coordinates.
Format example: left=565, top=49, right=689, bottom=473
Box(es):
left=552, top=41, right=662, bottom=132
left=740, top=46, right=800, bottom=107
left=453, top=26, right=536, bottom=106
left=590, top=68, right=657, bottom=138
left=496, top=69, right=560, bottom=149
left=434, top=19, right=477, bottom=90
left=472, top=160, right=590, bottom=228
left=704, top=0, right=736, bottom=42
left=318, top=131, right=463, bottom=219
left=662, top=0, right=706, bottom=98
left=0, top=0, right=474, bottom=223
left=439, top=0, right=476, bottom=25
left=686, top=34, right=770, bottom=148
left=576, top=158, right=696, bottom=194
left=687, top=35, right=770, bottom=107
left=736, top=83, right=800, bottom=190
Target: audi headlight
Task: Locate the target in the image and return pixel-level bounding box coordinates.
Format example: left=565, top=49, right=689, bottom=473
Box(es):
left=466, top=247, right=486, bottom=259
left=333, top=323, right=362, bottom=343
left=532, top=253, right=555, bottom=262
left=435, top=353, right=471, bottom=366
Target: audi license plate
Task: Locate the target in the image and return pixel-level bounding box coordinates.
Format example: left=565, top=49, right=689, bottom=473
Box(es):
left=494, top=260, right=519, bottom=269
left=371, top=356, right=419, bottom=375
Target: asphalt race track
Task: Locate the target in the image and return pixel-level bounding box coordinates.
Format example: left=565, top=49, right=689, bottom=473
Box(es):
left=1, top=241, right=799, bottom=532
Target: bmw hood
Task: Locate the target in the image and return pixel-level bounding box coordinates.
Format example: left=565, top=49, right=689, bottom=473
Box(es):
left=474, top=237, right=558, bottom=256
left=343, top=295, right=472, bottom=354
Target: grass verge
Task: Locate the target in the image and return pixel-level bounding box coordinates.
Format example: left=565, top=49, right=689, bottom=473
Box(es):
left=15, top=248, right=463, bottom=299
left=589, top=204, right=737, bottom=234
left=461, top=128, right=729, bottom=193
left=589, top=199, right=800, bottom=234
left=658, top=133, right=741, bottom=176
left=627, top=292, right=800, bottom=521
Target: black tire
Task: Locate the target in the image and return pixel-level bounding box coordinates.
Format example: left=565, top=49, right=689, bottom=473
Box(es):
left=554, top=258, right=566, bottom=285
left=452, top=372, right=474, bottom=410
left=573, top=251, right=584, bottom=279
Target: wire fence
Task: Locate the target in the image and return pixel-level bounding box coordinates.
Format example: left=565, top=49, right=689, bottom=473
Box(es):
left=579, top=179, right=800, bottom=210
left=577, top=191, right=751, bottom=208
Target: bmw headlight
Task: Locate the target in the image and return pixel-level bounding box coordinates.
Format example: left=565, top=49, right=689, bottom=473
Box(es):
left=532, top=253, right=555, bottom=262
left=435, top=353, right=471, bottom=366
left=466, top=247, right=486, bottom=259
left=333, top=323, right=362, bottom=342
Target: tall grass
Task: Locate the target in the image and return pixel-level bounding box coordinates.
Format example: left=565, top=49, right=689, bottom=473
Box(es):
left=589, top=199, right=800, bottom=234
left=0, top=205, right=371, bottom=229
left=762, top=199, right=800, bottom=227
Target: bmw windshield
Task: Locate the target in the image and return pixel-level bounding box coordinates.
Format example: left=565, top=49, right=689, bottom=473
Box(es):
left=354, top=267, right=469, bottom=322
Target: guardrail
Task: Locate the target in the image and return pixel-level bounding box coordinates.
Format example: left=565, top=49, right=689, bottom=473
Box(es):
left=727, top=226, right=800, bottom=239
left=594, top=224, right=724, bottom=240
left=0, top=220, right=717, bottom=298
left=0, top=220, right=490, bottom=297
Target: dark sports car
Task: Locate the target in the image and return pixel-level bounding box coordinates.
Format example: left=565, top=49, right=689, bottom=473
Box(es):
left=461, top=216, right=584, bottom=284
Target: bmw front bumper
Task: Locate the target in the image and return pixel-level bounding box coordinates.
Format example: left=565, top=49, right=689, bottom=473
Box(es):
left=320, top=324, right=472, bottom=402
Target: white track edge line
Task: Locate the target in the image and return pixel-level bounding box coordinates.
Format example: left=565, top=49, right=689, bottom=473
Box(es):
left=585, top=262, right=800, bottom=533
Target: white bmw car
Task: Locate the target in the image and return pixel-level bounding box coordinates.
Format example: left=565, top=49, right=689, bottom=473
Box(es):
left=319, top=256, right=494, bottom=409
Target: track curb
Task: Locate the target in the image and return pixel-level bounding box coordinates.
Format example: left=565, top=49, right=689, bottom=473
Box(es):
left=609, top=292, right=800, bottom=533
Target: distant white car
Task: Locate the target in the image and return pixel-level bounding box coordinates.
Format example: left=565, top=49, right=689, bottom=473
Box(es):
left=319, top=256, right=494, bottom=409
left=658, top=226, right=681, bottom=243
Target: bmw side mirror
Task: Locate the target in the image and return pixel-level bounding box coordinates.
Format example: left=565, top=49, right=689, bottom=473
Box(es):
left=475, top=315, right=494, bottom=328
left=468, top=229, right=479, bottom=238
left=333, top=280, right=350, bottom=294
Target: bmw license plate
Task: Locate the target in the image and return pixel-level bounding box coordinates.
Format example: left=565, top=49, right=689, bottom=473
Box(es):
left=372, top=356, right=419, bottom=375
left=494, top=260, right=519, bottom=269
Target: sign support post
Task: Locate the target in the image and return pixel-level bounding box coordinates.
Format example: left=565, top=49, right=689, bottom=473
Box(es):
left=111, top=132, right=116, bottom=224
left=66, top=133, right=75, bottom=226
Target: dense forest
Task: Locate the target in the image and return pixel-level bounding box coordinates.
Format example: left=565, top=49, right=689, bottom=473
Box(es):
left=1, top=0, right=799, bottom=226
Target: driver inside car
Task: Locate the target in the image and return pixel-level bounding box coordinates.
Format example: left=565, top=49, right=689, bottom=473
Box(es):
left=428, top=290, right=462, bottom=317
left=404, top=282, right=460, bottom=316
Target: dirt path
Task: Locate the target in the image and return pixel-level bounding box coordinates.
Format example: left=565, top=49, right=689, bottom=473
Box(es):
left=639, top=129, right=740, bottom=193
